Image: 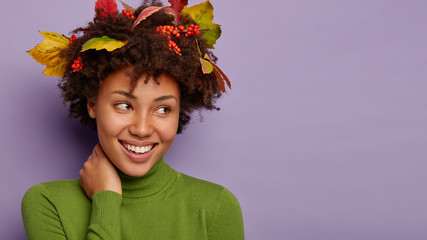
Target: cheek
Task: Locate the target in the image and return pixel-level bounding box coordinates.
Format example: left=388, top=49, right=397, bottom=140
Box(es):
left=157, top=117, right=179, bottom=143
left=96, top=111, right=128, bottom=141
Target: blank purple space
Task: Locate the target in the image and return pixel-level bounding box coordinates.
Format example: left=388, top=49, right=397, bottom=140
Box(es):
left=1, top=0, right=426, bottom=239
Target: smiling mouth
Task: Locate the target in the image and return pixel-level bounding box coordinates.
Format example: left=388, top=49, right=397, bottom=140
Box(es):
left=121, top=142, right=156, bottom=154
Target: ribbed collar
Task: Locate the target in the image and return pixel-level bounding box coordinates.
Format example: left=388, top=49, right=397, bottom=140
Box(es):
left=118, top=158, right=176, bottom=198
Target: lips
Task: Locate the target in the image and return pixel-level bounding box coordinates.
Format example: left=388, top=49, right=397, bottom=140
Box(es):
left=122, top=143, right=154, bottom=154
left=119, top=140, right=157, bottom=163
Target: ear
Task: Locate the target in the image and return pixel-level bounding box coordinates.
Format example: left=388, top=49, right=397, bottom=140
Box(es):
left=87, top=98, right=96, bottom=119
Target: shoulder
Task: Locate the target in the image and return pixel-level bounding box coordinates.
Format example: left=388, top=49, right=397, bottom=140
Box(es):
left=176, top=172, right=227, bottom=194
left=23, top=179, right=81, bottom=197
left=22, top=179, right=86, bottom=207
left=174, top=172, right=241, bottom=208
left=174, top=173, right=244, bottom=239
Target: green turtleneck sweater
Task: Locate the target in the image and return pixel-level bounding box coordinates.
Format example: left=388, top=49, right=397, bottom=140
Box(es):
left=21, top=159, right=244, bottom=240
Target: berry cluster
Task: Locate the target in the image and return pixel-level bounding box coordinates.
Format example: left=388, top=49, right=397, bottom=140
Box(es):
left=71, top=57, right=83, bottom=72
left=122, top=9, right=135, bottom=20
left=184, top=24, right=200, bottom=37
left=168, top=40, right=181, bottom=53
left=69, top=35, right=77, bottom=45
left=156, top=24, right=200, bottom=38
left=156, top=24, right=200, bottom=53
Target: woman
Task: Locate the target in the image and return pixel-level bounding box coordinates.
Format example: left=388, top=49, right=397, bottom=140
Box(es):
left=22, top=0, right=244, bottom=239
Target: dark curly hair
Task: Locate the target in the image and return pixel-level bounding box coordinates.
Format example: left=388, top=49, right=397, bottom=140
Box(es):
left=59, top=0, right=224, bottom=133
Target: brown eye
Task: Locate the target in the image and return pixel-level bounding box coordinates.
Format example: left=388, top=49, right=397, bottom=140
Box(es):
left=156, top=107, right=170, bottom=114
left=115, top=103, right=131, bottom=111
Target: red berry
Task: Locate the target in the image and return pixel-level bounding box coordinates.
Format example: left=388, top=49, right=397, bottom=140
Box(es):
left=179, top=25, right=184, bottom=31
left=175, top=33, right=180, bottom=38
left=122, top=9, right=127, bottom=14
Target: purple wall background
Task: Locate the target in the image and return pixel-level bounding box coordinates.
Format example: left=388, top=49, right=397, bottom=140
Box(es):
left=1, top=0, right=426, bottom=239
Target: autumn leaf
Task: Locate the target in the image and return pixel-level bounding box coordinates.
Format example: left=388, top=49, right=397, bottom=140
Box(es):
left=132, top=6, right=163, bottom=30
left=181, top=1, right=221, bottom=49
left=195, top=39, right=202, bottom=56
left=168, top=0, right=188, bottom=14
left=119, top=0, right=135, bottom=12
left=198, top=53, right=230, bottom=92
left=81, top=36, right=127, bottom=52
left=165, top=0, right=188, bottom=24
left=203, top=54, right=230, bottom=93
left=27, top=31, right=69, bottom=77
left=211, top=61, right=231, bottom=93
left=199, top=57, right=213, bottom=74
left=95, top=0, right=118, bottom=19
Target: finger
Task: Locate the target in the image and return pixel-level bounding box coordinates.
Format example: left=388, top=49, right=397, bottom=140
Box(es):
left=93, top=144, right=100, bottom=157
left=95, top=143, right=107, bottom=158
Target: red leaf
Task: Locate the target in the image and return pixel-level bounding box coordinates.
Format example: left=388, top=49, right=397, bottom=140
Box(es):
left=168, top=0, right=188, bottom=13
left=95, top=0, right=118, bottom=19
left=210, top=61, right=231, bottom=93
left=167, top=0, right=188, bottom=24
left=131, top=6, right=163, bottom=30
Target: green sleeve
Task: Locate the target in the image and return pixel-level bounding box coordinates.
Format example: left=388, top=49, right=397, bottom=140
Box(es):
left=21, top=184, right=67, bottom=240
left=87, top=191, right=122, bottom=240
left=22, top=184, right=122, bottom=240
left=208, top=188, right=245, bottom=240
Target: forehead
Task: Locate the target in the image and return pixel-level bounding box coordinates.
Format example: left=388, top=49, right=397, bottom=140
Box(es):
left=99, top=68, right=180, bottom=99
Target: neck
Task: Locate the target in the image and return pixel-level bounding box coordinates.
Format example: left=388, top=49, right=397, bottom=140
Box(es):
left=118, top=158, right=176, bottom=198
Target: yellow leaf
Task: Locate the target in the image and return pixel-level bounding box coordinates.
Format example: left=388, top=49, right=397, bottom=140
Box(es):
left=181, top=1, right=221, bottom=48
left=27, top=31, right=69, bottom=77
left=199, top=57, right=213, bottom=74
left=81, top=36, right=127, bottom=52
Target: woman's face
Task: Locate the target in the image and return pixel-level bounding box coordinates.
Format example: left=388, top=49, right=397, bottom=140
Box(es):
left=87, top=68, right=180, bottom=177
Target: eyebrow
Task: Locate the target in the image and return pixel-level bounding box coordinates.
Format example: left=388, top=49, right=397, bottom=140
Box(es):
left=112, top=91, right=177, bottom=102
left=112, top=90, right=136, bottom=99
left=154, top=95, right=177, bottom=102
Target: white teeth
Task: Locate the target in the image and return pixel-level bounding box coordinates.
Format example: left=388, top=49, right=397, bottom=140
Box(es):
left=123, top=143, right=153, bottom=154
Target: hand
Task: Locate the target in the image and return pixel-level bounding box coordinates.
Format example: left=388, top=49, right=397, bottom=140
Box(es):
left=79, top=143, right=122, bottom=199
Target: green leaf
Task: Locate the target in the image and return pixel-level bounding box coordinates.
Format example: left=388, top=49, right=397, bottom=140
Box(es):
left=81, top=36, right=127, bottom=52
left=181, top=1, right=221, bottom=49
left=199, top=57, right=213, bottom=74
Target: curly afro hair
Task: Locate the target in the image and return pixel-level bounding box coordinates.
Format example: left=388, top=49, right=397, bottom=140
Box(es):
left=59, top=0, right=224, bottom=133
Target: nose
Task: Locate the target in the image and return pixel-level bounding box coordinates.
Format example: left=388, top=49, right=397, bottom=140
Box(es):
left=128, top=112, right=153, bottom=138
